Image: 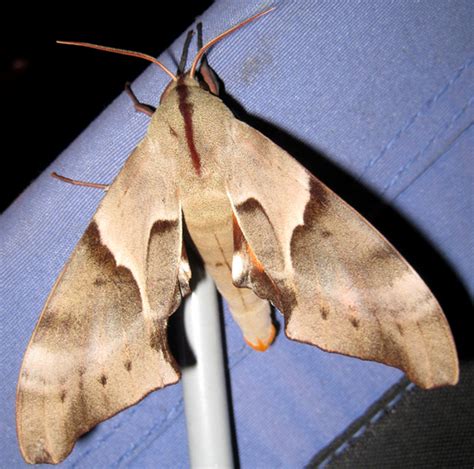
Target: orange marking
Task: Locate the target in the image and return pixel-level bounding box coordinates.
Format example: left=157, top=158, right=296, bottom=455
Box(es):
left=233, top=212, right=265, bottom=274
left=245, top=324, right=276, bottom=352
left=246, top=243, right=265, bottom=273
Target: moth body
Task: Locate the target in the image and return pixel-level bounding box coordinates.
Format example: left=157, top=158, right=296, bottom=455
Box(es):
left=152, top=76, right=275, bottom=348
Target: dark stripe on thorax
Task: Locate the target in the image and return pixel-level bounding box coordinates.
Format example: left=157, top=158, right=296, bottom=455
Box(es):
left=177, top=83, right=201, bottom=176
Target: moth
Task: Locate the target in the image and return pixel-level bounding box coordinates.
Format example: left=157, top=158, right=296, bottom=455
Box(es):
left=16, top=9, right=459, bottom=465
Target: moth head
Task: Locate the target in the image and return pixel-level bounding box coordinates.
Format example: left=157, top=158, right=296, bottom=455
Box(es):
left=159, top=16, right=227, bottom=103
left=57, top=8, right=274, bottom=105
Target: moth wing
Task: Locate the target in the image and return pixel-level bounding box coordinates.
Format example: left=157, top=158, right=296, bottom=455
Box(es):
left=224, top=119, right=458, bottom=389
left=16, top=135, right=188, bottom=464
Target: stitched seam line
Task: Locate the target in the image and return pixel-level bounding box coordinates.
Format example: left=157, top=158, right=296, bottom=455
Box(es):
left=382, top=96, right=474, bottom=196
left=393, top=120, right=473, bottom=202
left=360, top=56, right=473, bottom=177
left=306, top=378, right=415, bottom=468
left=114, top=397, right=185, bottom=467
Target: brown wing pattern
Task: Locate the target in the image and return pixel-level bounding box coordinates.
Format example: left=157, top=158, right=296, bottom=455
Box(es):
left=16, top=137, right=186, bottom=464
left=225, top=119, right=458, bottom=389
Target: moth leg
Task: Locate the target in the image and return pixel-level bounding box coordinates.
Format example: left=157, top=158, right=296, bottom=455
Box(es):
left=51, top=171, right=109, bottom=190
left=124, top=82, right=155, bottom=116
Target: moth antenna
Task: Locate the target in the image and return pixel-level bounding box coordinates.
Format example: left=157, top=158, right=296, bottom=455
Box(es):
left=57, top=41, right=177, bottom=81
left=195, top=22, right=220, bottom=95
left=197, top=22, right=204, bottom=50
left=177, top=30, right=195, bottom=76
left=190, top=7, right=275, bottom=78
left=196, top=23, right=212, bottom=69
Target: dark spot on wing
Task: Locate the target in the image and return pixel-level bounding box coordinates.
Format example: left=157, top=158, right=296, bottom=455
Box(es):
left=350, top=317, right=360, bottom=328
left=321, top=306, right=329, bottom=320
left=60, top=390, right=67, bottom=403
left=94, top=277, right=106, bottom=286
left=124, top=360, right=132, bottom=372
left=321, top=230, right=332, bottom=238
left=99, top=374, right=107, bottom=386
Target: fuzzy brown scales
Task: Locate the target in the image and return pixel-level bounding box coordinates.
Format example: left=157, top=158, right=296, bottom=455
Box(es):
left=17, top=16, right=458, bottom=465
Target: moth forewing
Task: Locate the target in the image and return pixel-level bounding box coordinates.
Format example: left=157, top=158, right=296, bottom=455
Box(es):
left=223, top=118, right=458, bottom=389
left=16, top=138, right=184, bottom=464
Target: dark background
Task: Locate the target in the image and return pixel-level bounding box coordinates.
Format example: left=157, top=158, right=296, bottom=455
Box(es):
left=1, top=2, right=212, bottom=212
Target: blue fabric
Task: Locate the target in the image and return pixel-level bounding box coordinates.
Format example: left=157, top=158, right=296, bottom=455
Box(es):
left=1, top=0, right=472, bottom=467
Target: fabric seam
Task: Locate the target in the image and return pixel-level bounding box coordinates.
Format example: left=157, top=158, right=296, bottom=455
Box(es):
left=359, top=56, right=473, bottom=178
left=306, top=378, right=415, bottom=468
